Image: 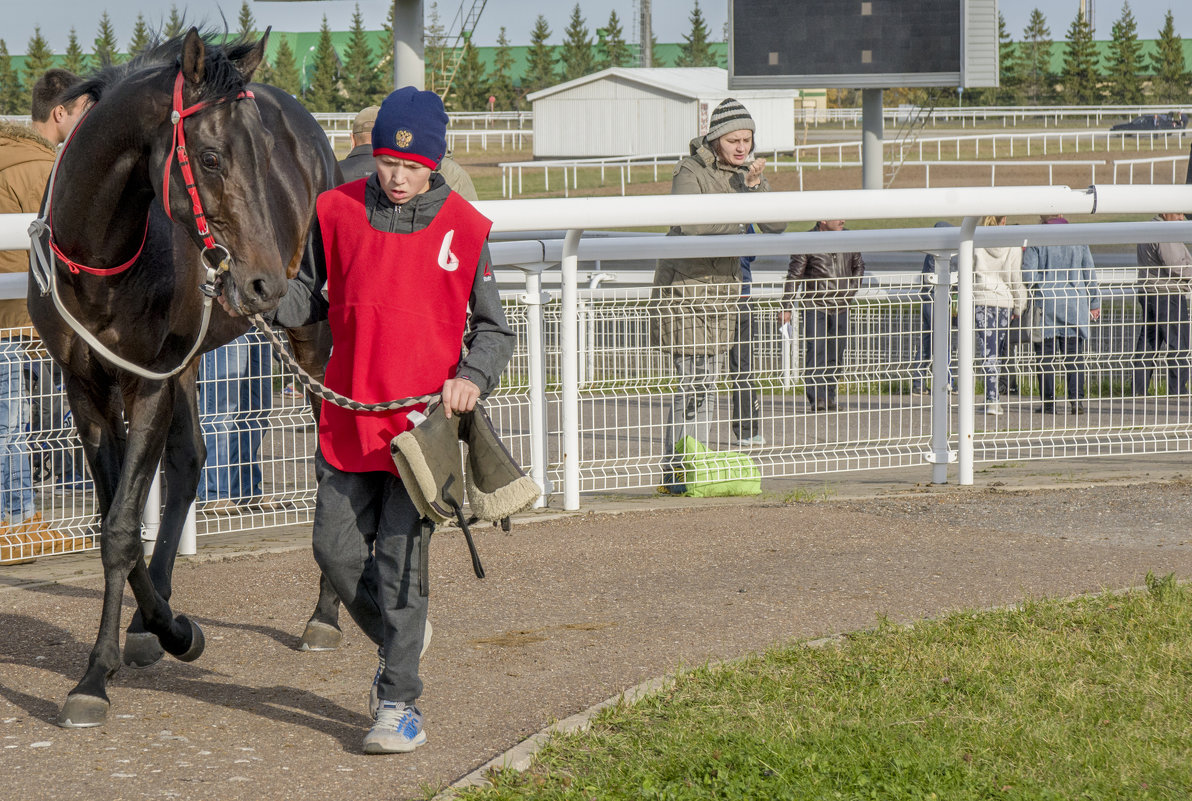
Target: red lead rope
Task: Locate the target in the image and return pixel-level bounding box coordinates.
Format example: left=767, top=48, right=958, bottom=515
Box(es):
left=162, top=71, right=254, bottom=251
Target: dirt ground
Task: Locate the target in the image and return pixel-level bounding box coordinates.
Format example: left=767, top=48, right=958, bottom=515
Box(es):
left=4, top=460, right=1192, bottom=801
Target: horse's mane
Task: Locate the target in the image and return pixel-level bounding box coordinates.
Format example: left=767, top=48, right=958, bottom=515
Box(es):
left=61, top=29, right=259, bottom=107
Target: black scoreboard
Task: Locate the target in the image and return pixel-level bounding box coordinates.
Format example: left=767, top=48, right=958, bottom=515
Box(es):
left=728, top=0, right=998, bottom=89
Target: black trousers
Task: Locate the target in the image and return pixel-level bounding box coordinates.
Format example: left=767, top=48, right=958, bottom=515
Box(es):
left=728, top=303, right=760, bottom=438
left=802, top=307, right=848, bottom=404
left=1040, top=335, right=1086, bottom=403
left=1132, top=294, right=1190, bottom=395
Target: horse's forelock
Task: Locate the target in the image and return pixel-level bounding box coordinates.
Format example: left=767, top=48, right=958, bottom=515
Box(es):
left=66, top=30, right=260, bottom=107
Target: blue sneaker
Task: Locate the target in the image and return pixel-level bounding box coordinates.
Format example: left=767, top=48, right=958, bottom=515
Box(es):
left=363, top=701, right=426, bottom=754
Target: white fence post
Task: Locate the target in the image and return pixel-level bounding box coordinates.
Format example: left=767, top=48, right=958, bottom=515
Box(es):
left=141, top=463, right=162, bottom=557
left=929, top=252, right=953, bottom=484
left=561, top=229, right=583, bottom=510
left=956, top=216, right=979, bottom=485
left=521, top=266, right=551, bottom=507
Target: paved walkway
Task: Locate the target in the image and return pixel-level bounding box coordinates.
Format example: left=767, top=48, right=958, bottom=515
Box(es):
left=2, top=453, right=1191, bottom=801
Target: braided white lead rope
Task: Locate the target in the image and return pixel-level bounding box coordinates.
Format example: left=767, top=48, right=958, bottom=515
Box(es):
left=249, top=313, right=437, bottom=412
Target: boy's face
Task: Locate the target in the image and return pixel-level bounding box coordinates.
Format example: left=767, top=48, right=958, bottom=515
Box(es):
left=374, top=155, right=433, bottom=205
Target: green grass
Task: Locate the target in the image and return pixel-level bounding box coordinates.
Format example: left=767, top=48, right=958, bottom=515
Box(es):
left=455, top=574, right=1192, bottom=801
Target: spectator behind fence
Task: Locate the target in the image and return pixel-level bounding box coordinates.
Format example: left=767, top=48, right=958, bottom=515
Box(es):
left=0, top=69, right=86, bottom=537
left=910, top=221, right=956, bottom=396
left=782, top=221, right=865, bottom=412
left=730, top=229, right=764, bottom=447
left=1132, top=212, right=1192, bottom=396
left=196, top=334, right=274, bottom=513
left=973, top=215, right=1028, bottom=416
left=1023, top=215, right=1101, bottom=415
left=651, top=98, right=786, bottom=494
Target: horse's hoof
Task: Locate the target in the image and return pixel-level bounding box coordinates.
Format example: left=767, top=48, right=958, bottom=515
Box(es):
left=172, top=616, right=205, bottom=662
left=123, top=631, right=165, bottom=669
left=57, top=694, right=109, bottom=728
left=298, top=620, right=342, bottom=652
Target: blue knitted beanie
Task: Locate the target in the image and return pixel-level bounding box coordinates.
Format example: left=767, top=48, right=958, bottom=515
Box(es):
left=372, top=86, right=448, bottom=169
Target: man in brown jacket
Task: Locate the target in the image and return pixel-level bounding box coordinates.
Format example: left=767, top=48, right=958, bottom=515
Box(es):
left=782, top=220, right=866, bottom=411
left=0, top=69, right=85, bottom=538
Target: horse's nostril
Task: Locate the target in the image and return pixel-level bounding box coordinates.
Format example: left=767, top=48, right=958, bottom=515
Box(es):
left=250, top=278, right=270, bottom=301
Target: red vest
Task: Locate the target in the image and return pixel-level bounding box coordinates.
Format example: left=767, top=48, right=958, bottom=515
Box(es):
left=315, top=180, right=492, bottom=474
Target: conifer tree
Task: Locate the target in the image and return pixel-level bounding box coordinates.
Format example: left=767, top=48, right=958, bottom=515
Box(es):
left=489, top=27, right=517, bottom=110
left=1060, top=9, right=1099, bottom=104
left=559, top=5, right=595, bottom=81
left=305, top=17, right=342, bottom=112
left=93, top=12, right=121, bottom=66
left=374, top=0, right=395, bottom=91
left=995, top=13, right=1022, bottom=104
left=23, top=27, right=56, bottom=106
left=269, top=36, right=301, bottom=97
left=128, top=14, right=152, bottom=57
left=63, top=29, right=88, bottom=76
left=1105, top=2, right=1143, bottom=105
left=1149, top=10, right=1191, bottom=104
left=237, top=1, right=257, bottom=40
left=423, top=2, right=450, bottom=95
left=0, top=40, right=22, bottom=115
left=523, top=15, right=557, bottom=93
left=341, top=3, right=381, bottom=110
left=165, top=6, right=185, bottom=39
left=452, top=40, right=487, bottom=110
left=674, top=1, right=716, bottom=67
left=1019, top=8, right=1053, bottom=104
left=596, top=10, right=633, bottom=70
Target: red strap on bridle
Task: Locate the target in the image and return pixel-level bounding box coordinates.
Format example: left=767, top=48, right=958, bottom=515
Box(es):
left=48, top=70, right=255, bottom=277
left=162, top=71, right=254, bottom=250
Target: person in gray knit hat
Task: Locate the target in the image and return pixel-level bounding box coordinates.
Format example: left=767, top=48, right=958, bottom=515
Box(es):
left=651, top=97, right=788, bottom=494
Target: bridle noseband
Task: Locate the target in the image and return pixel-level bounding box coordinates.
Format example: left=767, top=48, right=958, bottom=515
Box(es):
left=162, top=70, right=254, bottom=294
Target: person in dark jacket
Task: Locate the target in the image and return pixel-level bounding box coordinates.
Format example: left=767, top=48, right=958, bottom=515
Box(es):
left=782, top=221, right=865, bottom=411
left=1132, top=213, right=1192, bottom=395
left=229, top=87, right=514, bottom=754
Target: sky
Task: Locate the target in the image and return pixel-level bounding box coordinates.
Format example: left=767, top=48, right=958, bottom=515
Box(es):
left=3, top=0, right=1190, bottom=53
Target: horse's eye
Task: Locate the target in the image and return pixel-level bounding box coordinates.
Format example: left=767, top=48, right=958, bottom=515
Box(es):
left=199, top=152, right=220, bottom=170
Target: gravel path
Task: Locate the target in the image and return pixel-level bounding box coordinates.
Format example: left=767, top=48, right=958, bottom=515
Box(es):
left=3, top=473, right=1192, bottom=801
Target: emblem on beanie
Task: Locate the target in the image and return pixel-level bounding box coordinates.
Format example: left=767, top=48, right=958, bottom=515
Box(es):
left=395, top=129, right=414, bottom=148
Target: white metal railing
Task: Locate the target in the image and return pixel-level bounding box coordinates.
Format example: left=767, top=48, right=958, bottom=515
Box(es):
left=1112, top=155, right=1191, bottom=185
left=797, top=104, right=1192, bottom=129
left=499, top=130, right=1190, bottom=197
left=2, top=183, right=1192, bottom=559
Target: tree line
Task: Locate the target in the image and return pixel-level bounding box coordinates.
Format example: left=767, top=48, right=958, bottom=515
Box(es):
left=0, top=1, right=1186, bottom=115
left=974, top=3, right=1188, bottom=106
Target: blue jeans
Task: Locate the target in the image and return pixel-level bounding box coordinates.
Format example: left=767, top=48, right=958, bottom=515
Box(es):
left=0, top=341, right=34, bottom=523
left=976, top=306, right=1011, bottom=402
left=197, top=334, right=273, bottom=502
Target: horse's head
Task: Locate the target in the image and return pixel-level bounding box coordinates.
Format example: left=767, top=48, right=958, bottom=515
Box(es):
left=160, top=29, right=287, bottom=315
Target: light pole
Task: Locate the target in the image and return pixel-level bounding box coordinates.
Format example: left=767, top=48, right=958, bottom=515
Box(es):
left=301, top=45, right=316, bottom=97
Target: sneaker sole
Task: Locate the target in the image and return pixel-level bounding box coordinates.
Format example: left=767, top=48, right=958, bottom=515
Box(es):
left=362, top=730, right=426, bottom=754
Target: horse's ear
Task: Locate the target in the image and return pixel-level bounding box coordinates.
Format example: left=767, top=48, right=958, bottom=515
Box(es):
left=237, top=28, right=270, bottom=82
left=181, top=27, right=206, bottom=86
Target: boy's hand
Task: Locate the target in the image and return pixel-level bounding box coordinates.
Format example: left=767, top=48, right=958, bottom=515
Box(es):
left=441, top=377, right=480, bottom=418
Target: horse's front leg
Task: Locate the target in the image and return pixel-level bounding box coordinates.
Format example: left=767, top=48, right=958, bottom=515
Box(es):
left=58, top=380, right=199, bottom=727
left=124, top=366, right=205, bottom=668
left=299, top=572, right=343, bottom=651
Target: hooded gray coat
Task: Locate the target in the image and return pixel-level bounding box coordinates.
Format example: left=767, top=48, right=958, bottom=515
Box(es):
left=652, top=136, right=786, bottom=354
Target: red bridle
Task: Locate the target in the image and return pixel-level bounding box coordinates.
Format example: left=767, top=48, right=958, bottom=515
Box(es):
left=49, top=70, right=254, bottom=277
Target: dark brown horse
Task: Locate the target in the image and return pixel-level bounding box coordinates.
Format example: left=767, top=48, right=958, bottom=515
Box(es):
left=27, top=29, right=337, bottom=728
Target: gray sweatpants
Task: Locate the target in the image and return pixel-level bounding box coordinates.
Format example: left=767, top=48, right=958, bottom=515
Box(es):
left=312, top=451, right=429, bottom=705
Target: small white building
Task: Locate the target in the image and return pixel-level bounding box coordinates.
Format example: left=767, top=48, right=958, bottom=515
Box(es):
left=526, top=68, right=797, bottom=159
